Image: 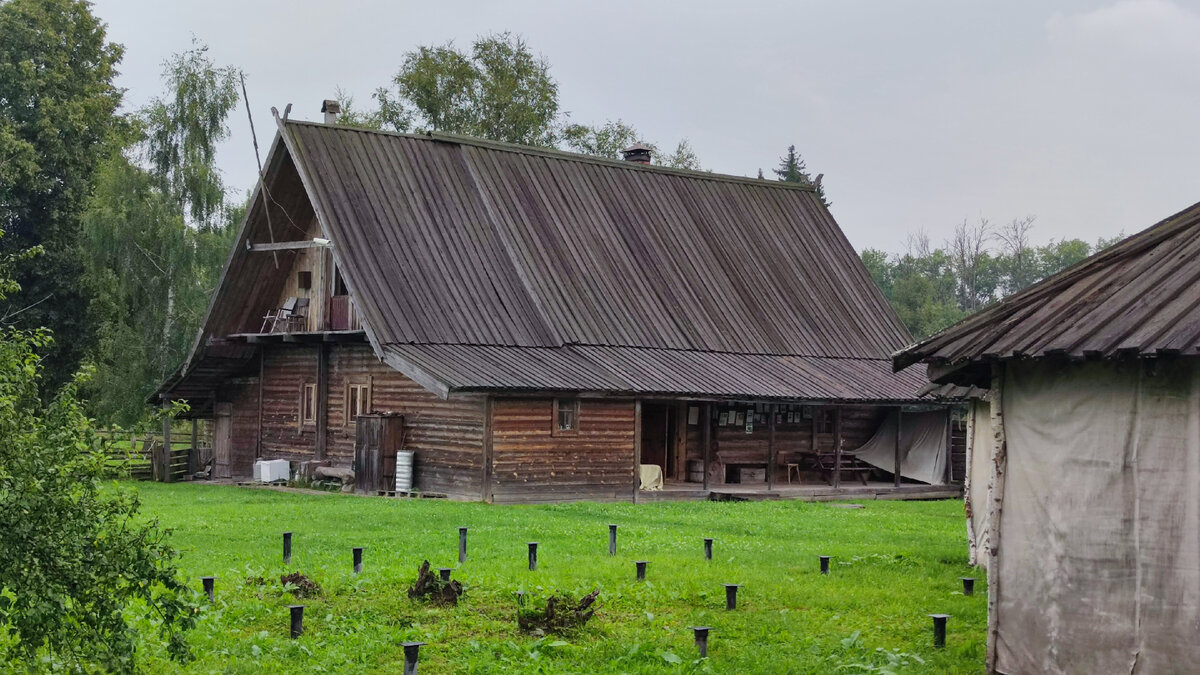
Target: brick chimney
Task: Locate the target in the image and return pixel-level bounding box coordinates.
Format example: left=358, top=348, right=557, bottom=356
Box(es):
left=321, top=99, right=341, bottom=124
left=621, top=143, right=652, bottom=165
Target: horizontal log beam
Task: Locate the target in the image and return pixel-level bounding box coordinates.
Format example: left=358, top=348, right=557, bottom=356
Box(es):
left=246, top=239, right=330, bottom=252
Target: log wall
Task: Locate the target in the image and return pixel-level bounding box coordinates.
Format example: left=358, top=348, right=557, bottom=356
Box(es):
left=489, top=398, right=636, bottom=504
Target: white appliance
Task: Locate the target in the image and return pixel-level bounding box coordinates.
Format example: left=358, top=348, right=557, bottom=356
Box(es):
left=254, top=459, right=291, bottom=483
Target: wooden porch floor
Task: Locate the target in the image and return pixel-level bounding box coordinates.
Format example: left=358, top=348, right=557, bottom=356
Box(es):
left=639, top=480, right=962, bottom=503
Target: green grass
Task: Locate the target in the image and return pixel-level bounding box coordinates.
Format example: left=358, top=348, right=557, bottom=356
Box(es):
left=130, top=483, right=985, bottom=673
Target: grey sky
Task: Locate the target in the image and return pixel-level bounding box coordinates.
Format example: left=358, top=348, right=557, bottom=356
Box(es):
left=91, top=0, right=1200, bottom=253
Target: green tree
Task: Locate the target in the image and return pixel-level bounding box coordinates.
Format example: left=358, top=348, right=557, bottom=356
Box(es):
left=0, top=0, right=124, bottom=391
left=773, top=144, right=829, bottom=206
left=83, top=41, right=239, bottom=424
left=561, top=119, right=702, bottom=169
left=384, top=32, right=559, bottom=146
left=0, top=239, right=197, bottom=671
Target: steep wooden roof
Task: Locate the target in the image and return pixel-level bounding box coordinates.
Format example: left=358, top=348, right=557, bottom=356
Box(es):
left=895, top=199, right=1200, bottom=382
left=282, top=121, right=910, bottom=357
left=161, top=119, right=930, bottom=403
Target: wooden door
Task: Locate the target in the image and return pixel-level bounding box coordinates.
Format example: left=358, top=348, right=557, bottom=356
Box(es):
left=213, top=403, right=233, bottom=479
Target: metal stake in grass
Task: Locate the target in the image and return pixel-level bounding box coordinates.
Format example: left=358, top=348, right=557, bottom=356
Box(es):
left=723, top=584, right=741, bottom=610
left=704, top=537, right=713, bottom=560
left=283, top=531, right=293, bottom=565
left=439, top=567, right=453, bottom=582
left=635, top=560, right=648, bottom=581
left=819, top=555, right=831, bottom=574
left=528, top=542, right=539, bottom=571
left=690, top=626, right=713, bottom=658
left=353, top=547, right=364, bottom=574
left=288, top=604, right=304, bottom=638
left=459, top=527, right=468, bottom=564
left=609, top=524, right=618, bottom=556
left=402, top=641, right=426, bottom=675
left=515, top=590, right=527, bottom=607
left=201, top=576, right=215, bottom=603
left=961, top=577, right=976, bottom=596
left=929, top=614, right=950, bottom=648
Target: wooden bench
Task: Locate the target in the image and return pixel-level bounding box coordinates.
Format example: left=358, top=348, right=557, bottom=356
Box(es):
left=810, top=451, right=873, bottom=486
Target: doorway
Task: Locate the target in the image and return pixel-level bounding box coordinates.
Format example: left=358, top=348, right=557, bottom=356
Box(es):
left=640, top=403, right=679, bottom=480
left=212, top=402, right=233, bottom=479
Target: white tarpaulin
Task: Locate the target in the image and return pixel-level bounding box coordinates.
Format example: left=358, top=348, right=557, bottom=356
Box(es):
left=994, top=359, right=1200, bottom=674
left=967, top=399, right=992, bottom=568
left=849, top=410, right=948, bottom=485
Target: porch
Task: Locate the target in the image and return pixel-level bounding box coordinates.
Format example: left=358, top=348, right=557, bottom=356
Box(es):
left=640, top=480, right=963, bottom=503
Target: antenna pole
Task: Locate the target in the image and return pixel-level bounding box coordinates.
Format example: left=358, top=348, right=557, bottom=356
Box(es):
left=240, top=71, right=279, bottom=269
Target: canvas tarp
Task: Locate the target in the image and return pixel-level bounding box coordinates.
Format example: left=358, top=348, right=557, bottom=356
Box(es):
left=849, top=409, right=948, bottom=484
left=994, top=359, right=1200, bottom=674
left=967, top=399, right=992, bottom=568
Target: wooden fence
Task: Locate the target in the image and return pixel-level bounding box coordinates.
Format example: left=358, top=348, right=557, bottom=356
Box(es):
left=97, top=427, right=212, bottom=482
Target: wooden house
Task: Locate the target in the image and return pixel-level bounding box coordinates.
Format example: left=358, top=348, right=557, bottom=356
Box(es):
left=156, top=105, right=958, bottom=503
left=894, top=201, right=1200, bottom=673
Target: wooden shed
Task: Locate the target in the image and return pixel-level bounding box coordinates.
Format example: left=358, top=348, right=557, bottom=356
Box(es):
left=895, top=200, right=1200, bottom=674
left=156, top=106, right=959, bottom=503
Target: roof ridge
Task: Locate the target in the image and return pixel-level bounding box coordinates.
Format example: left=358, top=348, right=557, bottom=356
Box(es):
left=282, top=119, right=820, bottom=194
left=380, top=340, right=893, bottom=361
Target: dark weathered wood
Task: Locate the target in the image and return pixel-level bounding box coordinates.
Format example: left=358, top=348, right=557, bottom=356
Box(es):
left=833, top=406, right=842, bottom=489
left=256, top=350, right=264, bottom=458
left=161, top=400, right=172, bottom=484
left=766, top=403, right=777, bottom=491
left=481, top=396, right=494, bottom=502
left=316, top=345, right=328, bottom=460
left=702, top=403, right=712, bottom=491
left=249, top=240, right=329, bottom=252
left=632, top=400, right=643, bottom=504
left=189, top=418, right=199, bottom=475
left=894, top=407, right=903, bottom=487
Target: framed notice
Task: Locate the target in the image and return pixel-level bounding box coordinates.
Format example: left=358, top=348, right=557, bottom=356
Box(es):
left=688, top=406, right=700, bottom=426
left=719, top=411, right=729, bottom=426
left=735, top=412, right=745, bottom=426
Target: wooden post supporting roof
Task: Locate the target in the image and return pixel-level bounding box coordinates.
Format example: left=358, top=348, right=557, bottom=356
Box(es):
left=944, top=407, right=954, bottom=484
left=315, top=345, right=328, bottom=460
left=767, top=403, right=777, bottom=491
left=161, top=400, right=172, bottom=483
left=632, top=400, right=643, bottom=503
left=833, top=407, right=843, bottom=489
left=702, top=403, right=712, bottom=491
left=894, top=407, right=903, bottom=488
left=481, top=397, right=494, bottom=502
left=189, top=418, right=199, bottom=476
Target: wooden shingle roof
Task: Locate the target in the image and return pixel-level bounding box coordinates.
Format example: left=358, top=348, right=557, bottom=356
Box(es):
left=275, top=121, right=925, bottom=400
left=894, top=200, right=1200, bottom=379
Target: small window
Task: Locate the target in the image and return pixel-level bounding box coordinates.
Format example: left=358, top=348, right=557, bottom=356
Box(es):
left=815, top=408, right=834, bottom=434
left=553, top=398, right=580, bottom=435
left=346, top=383, right=370, bottom=425
left=297, top=270, right=312, bottom=291
left=301, top=383, right=317, bottom=425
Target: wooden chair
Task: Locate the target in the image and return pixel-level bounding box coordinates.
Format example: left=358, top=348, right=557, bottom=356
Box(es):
left=786, top=463, right=801, bottom=483
left=260, top=297, right=309, bottom=333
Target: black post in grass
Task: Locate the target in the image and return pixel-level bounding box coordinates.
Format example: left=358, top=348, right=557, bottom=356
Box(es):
left=288, top=605, right=304, bottom=638
left=402, top=641, right=426, bottom=675
left=201, top=576, right=215, bottom=603
left=691, top=626, right=713, bottom=658
left=635, top=560, right=648, bottom=581
left=283, top=532, right=293, bottom=565
left=961, top=577, right=976, bottom=596
left=459, top=527, right=468, bottom=564
left=704, top=537, right=713, bottom=560
left=353, top=547, right=364, bottom=574
left=819, top=555, right=831, bottom=575
left=929, top=614, right=950, bottom=648
left=439, top=567, right=453, bottom=582
left=528, top=542, right=538, bottom=571
left=609, top=524, right=618, bottom=556
left=723, top=584, right=741, bottom=610
left=515, top=590, right=526, bottom=607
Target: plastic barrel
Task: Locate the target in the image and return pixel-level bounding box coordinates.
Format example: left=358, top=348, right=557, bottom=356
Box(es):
left=395, top=451, right=414, bottom=491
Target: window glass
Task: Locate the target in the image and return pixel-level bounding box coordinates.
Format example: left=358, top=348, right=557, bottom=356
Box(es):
left=555, top=399, right=578, bottom=432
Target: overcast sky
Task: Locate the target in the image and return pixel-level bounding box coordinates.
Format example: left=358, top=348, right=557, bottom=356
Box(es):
left=91, top=0, right=1200, bottom=253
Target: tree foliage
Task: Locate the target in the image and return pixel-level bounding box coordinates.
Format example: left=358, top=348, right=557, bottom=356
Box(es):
left=0, top=0, right=124, bottom=391
left=560, top=119, right=701, bottom=169
left=774, top=144, right=829, bottom=206
left=83, top=41, right=239, bottom=424
left=864, top=218, right=1119, bottom=339
left=0, top=240, right=197, bottom=671
left=142, top=40, right=239, bottom=229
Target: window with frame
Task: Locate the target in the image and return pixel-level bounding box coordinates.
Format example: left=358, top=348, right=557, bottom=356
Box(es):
left=815, top=408, right=834, bottom=434
left=553, top=398, right=580, bottom=435
left=301, top=383, right=317, bottom=425
left=346, top=383, right=370, bottom=425
left=297, top=270, right=312, bottom=291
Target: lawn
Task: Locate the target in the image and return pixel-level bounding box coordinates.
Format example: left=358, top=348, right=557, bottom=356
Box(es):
left=130, top=483, right=986, bottom=673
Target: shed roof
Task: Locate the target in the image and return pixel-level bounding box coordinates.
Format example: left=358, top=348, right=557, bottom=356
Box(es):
left=161, top=119, right=929, bottom=403
left=894, top=199, right=1200, bottom=381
